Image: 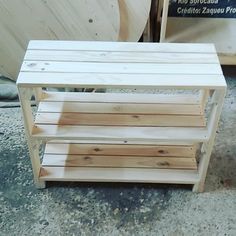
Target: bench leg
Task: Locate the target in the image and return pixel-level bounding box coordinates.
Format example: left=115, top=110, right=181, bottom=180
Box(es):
left=193, top=89, right=226, bottom=193
left=18, top=87, right=46, bottom=189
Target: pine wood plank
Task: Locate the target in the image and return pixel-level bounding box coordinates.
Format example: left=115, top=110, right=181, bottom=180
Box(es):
left=42, top=154, right=197, bottom=169
left=24, top=50, right=219, bottom=64
left=47, top=139, right=195, bottom=146
left=28, top=40, right=216, bottom=53
left=17, top=73, right=226, bottom=89
left=41, top=92, right=201, bottom=104
left=21, top=61, right=222, bottom=75
left=35, top=112, right=206, bottom=127
left=44, top=143, right=196, bottom=157
left=39, top=166, right=199, bottom=184
left=38, top=101, right=203, bottom=115
left=32, top=125, right=209, bottom=142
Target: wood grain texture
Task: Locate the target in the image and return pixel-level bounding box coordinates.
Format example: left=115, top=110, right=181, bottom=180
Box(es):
left=42, top=154, right=197, bottom=169
left=40, top=92, right=201, bottom=104
left=32, top=125, right=209, bottom=142
left=28, top=41, right=216, bottom=53
left=17, top=41, right=226, bottom=88
left=24, top=50, right=219, bottom=64
left=37, top=101, right=203, bottom=115
left=39, top=167, right=199, bottom=184
left=17, top=73, right=226, bottom=89
left=35, top=112, right=206, bottom=127
left=21, top=61, right=222, bottom=74
left=44, top=143, right=196, bottom=157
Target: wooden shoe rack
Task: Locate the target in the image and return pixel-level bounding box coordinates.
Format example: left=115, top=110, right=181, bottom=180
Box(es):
left=17, top=41, right=226, bottom=192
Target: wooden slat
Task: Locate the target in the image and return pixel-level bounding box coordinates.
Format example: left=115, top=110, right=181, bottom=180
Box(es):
left=35, top=113, right=206, bottom=127
left=39, top=166, right=199, bottom=184
left=44, top=143, right=196, bottom=157
left=21, top=61, right=222, bottom=75
left=28, top=41, right=216, bottom=53
left=41, top=92, right=201, bottom=104
left=47, top=139, right=196, bottom=146
left=24, top=50, right=219, bottom=64
left=42, top=154, right=197, bottom=170
left=32, top=125, right=209, bottom=142
left=17, top=73, right=226, bottom=89
left=38, top=101, right=202, bottom=115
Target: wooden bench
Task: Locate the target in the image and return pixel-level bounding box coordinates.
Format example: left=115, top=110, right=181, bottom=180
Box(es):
left=17, top=41, right=226, bottom=192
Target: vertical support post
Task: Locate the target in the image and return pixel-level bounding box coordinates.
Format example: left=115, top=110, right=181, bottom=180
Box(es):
left=18, top=87, right=45, bottom=189
left=193, top=89, right=226, bottom=192
left=160, top=0, right=170, bottom=42
left=34, top=87, right=42, bottom=104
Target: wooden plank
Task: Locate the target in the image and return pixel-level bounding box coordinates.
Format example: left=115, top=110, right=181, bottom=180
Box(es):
left=17, top=73, right=226, bottom=89
left=28, top=40, right=216, bottom=53
left=38, top=101, right=203, bottom=115
left=44, top=143, right=196, bottom=157
left=21, top=61, right=223, bottom=75
left=39, top=166, right=199, bottom=184
left=35, top=112, right=206, bottom=127
left=24, top=50, right=219, bottom=64
left=32, top=125, right=209, bottom=142
left=17, top=87, right=45, bottom=188
left=193, top=89, right=226, bottom=192
left=42, top=154, right=197, bottom=169
left=47, top=139, right=196, bottom=146
left=40, top=92, right=201, bottom=104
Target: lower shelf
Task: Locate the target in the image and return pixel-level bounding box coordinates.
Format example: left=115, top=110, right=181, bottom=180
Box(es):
left=39, top=167, right=199, bottom=184
left=39, top=141, right=199, bottom=184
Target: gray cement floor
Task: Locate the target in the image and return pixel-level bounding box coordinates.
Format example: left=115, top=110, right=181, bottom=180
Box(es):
left=0, top=67, right=236, bottom=235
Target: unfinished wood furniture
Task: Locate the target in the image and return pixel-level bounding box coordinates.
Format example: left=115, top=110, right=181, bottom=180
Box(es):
left=17, top=40, right=226, bottom=192
left=159, top=0, right=236, bottom=65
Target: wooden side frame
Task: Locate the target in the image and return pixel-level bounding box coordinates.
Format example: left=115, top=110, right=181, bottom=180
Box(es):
left=193, top=88, right=226, bottom=192
left=18, top=87, right=45, bottom=188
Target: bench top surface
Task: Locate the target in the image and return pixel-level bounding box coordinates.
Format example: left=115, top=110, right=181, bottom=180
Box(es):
left=17, top=40, right=226, bottom=89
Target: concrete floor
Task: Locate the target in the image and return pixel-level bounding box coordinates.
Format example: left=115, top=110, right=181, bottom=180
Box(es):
left=0, top=67, right=235, bottom=235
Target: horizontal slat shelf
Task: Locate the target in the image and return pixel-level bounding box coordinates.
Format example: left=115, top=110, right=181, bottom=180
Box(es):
left=41, top=92, right=201, bottom=105
left=28, top=41, right=216, bottom=53
left=35, top=113, right=205, bottom=127
left=45, top=143, right=196, bottom=157
left=24, top=50, right=219, bottom=64
left=39, top=166, right=199, bottom=184
left=21, top=61, right=222, bottom=75
left=17, top=73, right=226, bottom=89
left=43, top=142, right=197, bottom=170
left=47, top=139, right=196, bottom=146
left=32, top=125, right=209, bottom=142
left=38, top=101, right=203, bottom=115
left=42, top=154, right=197, bottom=169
